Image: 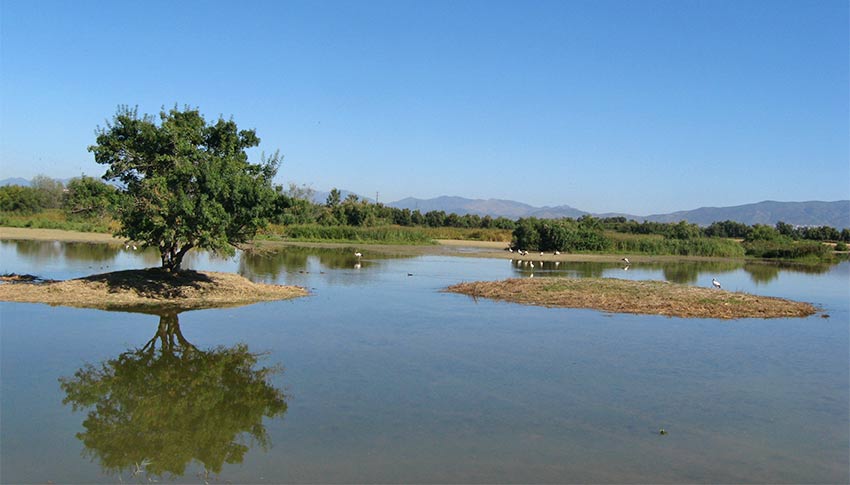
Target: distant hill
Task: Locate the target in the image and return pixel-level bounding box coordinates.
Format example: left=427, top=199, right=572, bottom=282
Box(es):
left=642, top=200, right=850, bottom=229
left=388, top=196, right=850, bottom=229
left=0, top=177, right=32, bottom=187
left=390, top=196, right=537, bottom=218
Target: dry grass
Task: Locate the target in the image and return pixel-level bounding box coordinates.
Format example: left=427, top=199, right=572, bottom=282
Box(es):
left=0, top=268, right=307, bottom=312
left=445, top=277, right=817, bottom=319
left=0, top=226, right=122, bottom=243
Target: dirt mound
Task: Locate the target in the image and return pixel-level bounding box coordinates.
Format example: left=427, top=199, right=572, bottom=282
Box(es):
left=0, top=268, right=307, bottom=312
left=446, top=277, right=817, bottom=319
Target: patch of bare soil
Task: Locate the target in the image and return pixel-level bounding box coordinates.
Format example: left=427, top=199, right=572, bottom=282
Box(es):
left=445, top=277, right=817, bottom=319
left=0, top=268, right=307, bottom=312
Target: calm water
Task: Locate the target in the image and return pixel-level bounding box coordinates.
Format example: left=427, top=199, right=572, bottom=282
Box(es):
left=1, top=240, right=848, bottom=483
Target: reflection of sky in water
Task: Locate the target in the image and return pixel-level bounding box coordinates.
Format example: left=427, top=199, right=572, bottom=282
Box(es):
left=0, top=241, right=847, bottom=483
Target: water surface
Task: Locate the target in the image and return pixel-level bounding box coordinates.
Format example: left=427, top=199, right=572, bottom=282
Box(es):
left=1, top=241, right=848, bottom=483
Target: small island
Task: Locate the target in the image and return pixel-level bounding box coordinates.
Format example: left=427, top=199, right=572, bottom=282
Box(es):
left=0, top=269, right=307, bottom=312
left=445, top=277, right=816, bottom=319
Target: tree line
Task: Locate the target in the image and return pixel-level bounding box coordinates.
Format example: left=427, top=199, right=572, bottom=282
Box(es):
left=3, top=176, right=849, bottom=248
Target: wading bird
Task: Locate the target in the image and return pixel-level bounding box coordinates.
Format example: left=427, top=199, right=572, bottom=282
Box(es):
left=622, top=257, right=630, bottom=264
left=712, top=278, right=721, bottom=289
left=354, top=252, right=362, bottom=258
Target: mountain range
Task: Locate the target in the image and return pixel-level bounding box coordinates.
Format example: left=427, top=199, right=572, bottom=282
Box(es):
left=387, top=196, right=850, bottom=229
left=3, top=177, right=847, bottom=228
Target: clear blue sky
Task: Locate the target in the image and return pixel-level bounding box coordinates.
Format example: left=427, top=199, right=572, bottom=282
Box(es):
left=1, top=0, right=847, bottom=215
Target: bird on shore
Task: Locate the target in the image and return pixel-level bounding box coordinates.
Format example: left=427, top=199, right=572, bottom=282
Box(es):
left=712, top=278, right=721, bottom=289
left=622, top=257, right=630, bottom=265
left=554, top=250, right=560, bottom=255
left=354, top=251, right=362, bottom=258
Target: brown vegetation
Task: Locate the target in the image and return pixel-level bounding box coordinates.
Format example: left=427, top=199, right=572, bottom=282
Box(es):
left=0, top=268, right=307, bottom=312
left=445, top=277, right=817, bottom=319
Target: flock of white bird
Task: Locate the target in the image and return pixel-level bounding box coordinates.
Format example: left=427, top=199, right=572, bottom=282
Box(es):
left=507, top=248, right=723, bottom=288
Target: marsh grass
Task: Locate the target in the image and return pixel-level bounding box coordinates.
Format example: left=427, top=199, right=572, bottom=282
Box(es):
left=0, top=209, right=117, bottom=233
left=446, top=277, right=816, bottom=319
left=261, top=224, right=436, bottom=245
left=607, top=232, right=746, bottom=257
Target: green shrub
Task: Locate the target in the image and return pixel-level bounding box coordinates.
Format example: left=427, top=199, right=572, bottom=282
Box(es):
left=743, top=239, right=831, bottom=260
left=273, top=224, right=434, bottom=244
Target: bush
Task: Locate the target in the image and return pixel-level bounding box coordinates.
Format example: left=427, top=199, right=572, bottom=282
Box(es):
left=743, top=239, right=831, bottom=260
left=0, top=185, right=43, bottom=214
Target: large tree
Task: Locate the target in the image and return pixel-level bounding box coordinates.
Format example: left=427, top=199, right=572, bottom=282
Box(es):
left=89, top=106, right=281, bottom=272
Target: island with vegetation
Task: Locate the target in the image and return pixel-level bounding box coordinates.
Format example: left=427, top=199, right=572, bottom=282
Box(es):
left=1, top=106, right=307, bottom=310
left=446, top=277, right=817, bottom=319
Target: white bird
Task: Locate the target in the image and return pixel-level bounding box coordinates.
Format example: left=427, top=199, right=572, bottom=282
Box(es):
left=554, top=251, right=560, bottom=255
left=622, top=257, right=630, bottom=264
left=529, top=261, right=534, bottom=268
left=712, top=278, right=721, bottom=289
left=354, top=252, right=362, bottom=258
left=540, top=251, right=544, bottom=256
left=132, top=245, right=137, bottom=251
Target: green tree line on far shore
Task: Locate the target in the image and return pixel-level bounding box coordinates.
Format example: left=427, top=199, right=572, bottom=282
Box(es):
left=2, top=176, right=848, bottom=258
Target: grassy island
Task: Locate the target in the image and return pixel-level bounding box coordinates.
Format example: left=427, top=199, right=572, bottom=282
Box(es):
left=0, top=268, right=307, bottom=312
left=445, top=277, right=817, bottom=319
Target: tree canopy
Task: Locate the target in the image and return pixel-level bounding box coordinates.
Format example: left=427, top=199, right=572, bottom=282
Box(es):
left=88, top=106, right=281, bottom=272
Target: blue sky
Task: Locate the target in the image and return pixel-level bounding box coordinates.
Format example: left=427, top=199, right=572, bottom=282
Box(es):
left=1, top=0, right=847, bottom=214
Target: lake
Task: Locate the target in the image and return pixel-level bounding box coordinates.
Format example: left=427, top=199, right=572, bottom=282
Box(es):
left=1, top=240, right=848, bottom=483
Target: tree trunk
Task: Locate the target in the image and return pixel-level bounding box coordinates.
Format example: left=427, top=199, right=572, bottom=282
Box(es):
left=160, top=242, right=193, bottom=273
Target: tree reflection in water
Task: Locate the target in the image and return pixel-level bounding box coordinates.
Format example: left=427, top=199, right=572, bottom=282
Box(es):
left=59, top=312, right=287, bottom=481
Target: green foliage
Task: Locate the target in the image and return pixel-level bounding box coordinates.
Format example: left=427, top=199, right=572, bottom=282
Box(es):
left=0, top=185, right=43, bottom=213
left=743, top=239, right=832, bottom=260
left=271, top=224, right=434, bottom=244
left=669, top=220, right=702, bottom=240
left=63, top=176, right=119, bottom=219
left=608, top=233, right=745, bottom=257
left=31, top=174, right=65, bottom=208
left=704, top=220, right=752, bottom=238
left=512, top=218, right=541, bottom=250
left=59, top=313, right=287, bottom=479
left=89, top=106, right=280, bottom=271
left=0, top=209, right=114, bottom=233
left=746, top=224, right=782, bottom=242
left=834, top=241, right=848, bottom=252
left=512, top=218, right=612, bottom=252
left=326, top=188, right=341, bottom=207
